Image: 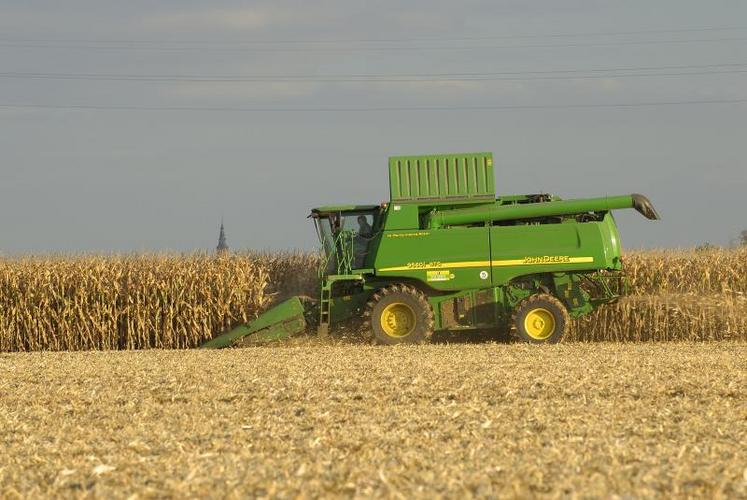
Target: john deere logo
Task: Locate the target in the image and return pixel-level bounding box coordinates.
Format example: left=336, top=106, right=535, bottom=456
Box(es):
left=523, top=255, right=571, bottom=264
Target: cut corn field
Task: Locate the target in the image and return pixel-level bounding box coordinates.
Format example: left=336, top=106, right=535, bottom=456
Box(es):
left=0, top=248, right=745, bottom=351
left=1, top=344, right=745, bottom=497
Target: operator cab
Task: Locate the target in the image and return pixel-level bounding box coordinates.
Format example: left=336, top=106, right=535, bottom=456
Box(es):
left=310, top=205, right=382, bottom=275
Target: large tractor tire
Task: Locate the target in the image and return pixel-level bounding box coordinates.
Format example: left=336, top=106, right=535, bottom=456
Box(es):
left=512, top=293, right=569, bottom=344
left=364, top=285, right=435, bottom=345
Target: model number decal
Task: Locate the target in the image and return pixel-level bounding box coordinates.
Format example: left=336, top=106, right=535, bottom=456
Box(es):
left=406, top=261, right=442, bottom=269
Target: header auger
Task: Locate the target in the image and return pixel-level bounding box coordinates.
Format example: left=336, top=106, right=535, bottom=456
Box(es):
left=202, top=152, right=659, bottom=348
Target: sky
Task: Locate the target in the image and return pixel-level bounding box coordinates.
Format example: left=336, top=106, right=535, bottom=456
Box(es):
left=0, top=0, right=745, bottom=254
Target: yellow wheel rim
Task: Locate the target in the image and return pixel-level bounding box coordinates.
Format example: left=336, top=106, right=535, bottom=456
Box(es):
left=524, top=307, right=556, bottom=340
left=380, top=302, right=417, bottom=338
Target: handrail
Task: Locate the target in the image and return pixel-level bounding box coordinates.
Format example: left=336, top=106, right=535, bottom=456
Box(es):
left=318, top=230, right=356, bottom=278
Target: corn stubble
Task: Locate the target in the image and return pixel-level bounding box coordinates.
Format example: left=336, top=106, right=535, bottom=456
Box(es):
left=1, top=344, right=745, bottom=497
left=0, top=248, right=744, bottom=351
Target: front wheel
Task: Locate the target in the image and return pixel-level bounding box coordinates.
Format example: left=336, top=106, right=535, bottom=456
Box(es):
left=512, top=294, right=569, bottom=344
left=364, top=285, right=435, bottom=345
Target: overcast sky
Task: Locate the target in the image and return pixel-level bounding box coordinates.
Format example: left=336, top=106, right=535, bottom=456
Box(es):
left=0, top=0, right=745, bottom=254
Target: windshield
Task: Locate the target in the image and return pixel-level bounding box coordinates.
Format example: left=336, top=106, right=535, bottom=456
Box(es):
left=314, top=217, right=335, bottom=260
left=314, top=210, right=378, bottom=275
left=341, top=213, right=374, bottom=237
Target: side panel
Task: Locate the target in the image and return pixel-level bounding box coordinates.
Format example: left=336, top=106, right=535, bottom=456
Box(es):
left=373, top=226, right=492, bottom=291
left=490, top=222, right=611, bottom=285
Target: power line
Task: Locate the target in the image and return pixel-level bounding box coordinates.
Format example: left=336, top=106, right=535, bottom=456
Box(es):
left=1, top=62, right=746, bottom=83
left=1, top=37, right=746, bottom=53
left=1, top=68, right=745, bottom=83
left=1, top=98, right=744, bottom=113
left=2, top=26, right=746, bottom=45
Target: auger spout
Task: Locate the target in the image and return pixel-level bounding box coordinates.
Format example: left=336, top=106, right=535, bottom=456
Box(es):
left=426, top=194, right=659, bottom=229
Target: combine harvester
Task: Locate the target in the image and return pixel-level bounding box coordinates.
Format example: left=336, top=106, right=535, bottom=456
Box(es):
left=203, top=152, right=659, bottom=347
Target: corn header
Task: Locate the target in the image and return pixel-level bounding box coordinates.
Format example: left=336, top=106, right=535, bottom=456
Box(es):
left=202, top=152, right=659, bottom=348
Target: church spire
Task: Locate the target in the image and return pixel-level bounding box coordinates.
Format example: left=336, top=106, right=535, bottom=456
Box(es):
left=216, top=220, right=229, bottom=254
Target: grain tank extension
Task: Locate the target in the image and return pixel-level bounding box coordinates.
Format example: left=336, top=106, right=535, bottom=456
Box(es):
left=202, top=152, right=659, bottom=347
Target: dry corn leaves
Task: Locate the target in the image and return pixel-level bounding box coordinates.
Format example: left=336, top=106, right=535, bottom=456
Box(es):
left=0, top=248, right=746, bottom=351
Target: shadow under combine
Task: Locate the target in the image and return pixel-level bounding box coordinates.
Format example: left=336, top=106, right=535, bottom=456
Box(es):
left=431, top=328, right=513, bottom=345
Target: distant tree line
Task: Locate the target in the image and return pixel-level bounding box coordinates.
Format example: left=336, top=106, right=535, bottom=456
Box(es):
left=696, top=230, right=747, bottom=251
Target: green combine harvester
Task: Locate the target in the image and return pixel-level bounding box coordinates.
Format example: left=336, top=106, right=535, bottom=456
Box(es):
left=203, top=152, right=659, bottom=347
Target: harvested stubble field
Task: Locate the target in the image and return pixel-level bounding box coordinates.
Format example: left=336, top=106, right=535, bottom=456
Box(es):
left=1, top=343, right=745, bottom=498
left=0, top=248, right=745, bottom=351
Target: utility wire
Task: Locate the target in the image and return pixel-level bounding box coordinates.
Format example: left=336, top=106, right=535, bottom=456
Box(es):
left=2, top=26, right=745, bottom=45
left=1, top=68, right=745, bottom=83
left=1, top=62, right=745, bottom=83
left=1, top=37, right=746, bottom=52
left=1, top=98, right=744, bottom=113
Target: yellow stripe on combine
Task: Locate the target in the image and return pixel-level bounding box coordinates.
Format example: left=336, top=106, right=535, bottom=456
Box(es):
left=378, top=261, right=490, bottom=272
left=378, top=256, right=594, bottom=273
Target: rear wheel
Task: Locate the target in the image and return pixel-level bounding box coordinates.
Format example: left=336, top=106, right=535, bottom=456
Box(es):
left=364, top=285, right=434, bottom=345
left=512, top=294, right=569, bottom=344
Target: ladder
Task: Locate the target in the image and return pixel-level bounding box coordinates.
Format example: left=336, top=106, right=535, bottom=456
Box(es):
left=318, top=280, right=332, bottom=337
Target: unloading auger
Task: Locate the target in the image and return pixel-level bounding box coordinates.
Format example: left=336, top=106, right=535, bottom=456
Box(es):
left=202, top=152, right=659, bottom=348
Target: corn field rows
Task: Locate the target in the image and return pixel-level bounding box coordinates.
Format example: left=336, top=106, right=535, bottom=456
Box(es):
left=0, top=248, right=745, bottom=351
